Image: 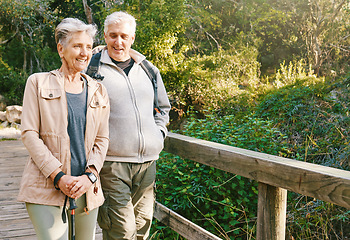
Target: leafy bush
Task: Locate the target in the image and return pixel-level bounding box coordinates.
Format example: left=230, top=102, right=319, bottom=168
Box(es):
left=164, top=46, right=261, bottom=116
left=156, top=153, right=256, bottom=239
left=154, top=60, right=350, bottom=239
left=180, top=112, right=289, bottom=156
left=0, top=57, right=27, bottom=105
left=254, top=62, right=350, bottom=239
left=257, top=75, right=350, bottom=169
left=287, top=195, right=350, bottom=239
left=154, top=113, right=291, bottom=239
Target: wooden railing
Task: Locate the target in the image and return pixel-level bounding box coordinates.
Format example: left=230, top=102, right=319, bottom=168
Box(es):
left=153, top=132, right=350, bottom=240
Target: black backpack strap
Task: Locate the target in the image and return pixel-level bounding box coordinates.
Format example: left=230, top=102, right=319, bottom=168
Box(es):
left=86, top=52, right=104, bottom=81
left=140, top=60, right=165, bottom=115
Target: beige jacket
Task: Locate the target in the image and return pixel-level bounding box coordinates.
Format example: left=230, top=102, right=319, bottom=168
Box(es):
left=17, top=70, right=110, bottom=211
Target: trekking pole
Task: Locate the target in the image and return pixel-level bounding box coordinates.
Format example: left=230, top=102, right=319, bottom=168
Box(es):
left=69, top=198, right=78, bottom=240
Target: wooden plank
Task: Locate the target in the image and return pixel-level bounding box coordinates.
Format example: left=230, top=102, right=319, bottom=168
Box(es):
left=0, top=212, right=29, bottom=221
left=256, top=183, right=287, bottom=240
left=0, top=203, right=27, bottom=213
left=0, top=190, right=21, bottom=201
left=0, top=218, right=34, bottom=232
left=1, top=228, right=37, bottom=240
left=0, top=178, right=22, bottom=191
left=2, top=236, right=37, bottom=240
left=154, top=202, right=222, bottom=240
left=164, top=133, right=350, bottom=209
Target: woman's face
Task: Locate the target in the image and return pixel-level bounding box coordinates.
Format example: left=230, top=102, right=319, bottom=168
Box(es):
left=57, top=31, right=93, bottom=73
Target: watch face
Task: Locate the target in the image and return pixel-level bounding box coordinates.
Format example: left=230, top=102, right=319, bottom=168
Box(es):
left=86, top=172, right=97, bottom=183
left=90, top=173, right=97, bottom=182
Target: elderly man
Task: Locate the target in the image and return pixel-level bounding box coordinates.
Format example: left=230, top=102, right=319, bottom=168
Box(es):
left=87, top=11, right=171, bottom=240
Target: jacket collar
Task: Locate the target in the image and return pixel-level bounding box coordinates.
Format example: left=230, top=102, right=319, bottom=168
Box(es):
left=49, top=69, right=98, bottom=88
left=100, top=48, right=146, bottom=65
left=49, top=69, right=65, bottom=89
left=49, top=69, right=100, bottom=105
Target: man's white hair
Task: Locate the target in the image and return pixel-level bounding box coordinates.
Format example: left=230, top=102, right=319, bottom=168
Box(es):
left=104, top=11, right=136, bottom=34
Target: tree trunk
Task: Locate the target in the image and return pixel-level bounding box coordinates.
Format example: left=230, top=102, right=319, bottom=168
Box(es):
left=23, top=50, right=27, bottom=72
left=82, top=0, right=93, bottom=24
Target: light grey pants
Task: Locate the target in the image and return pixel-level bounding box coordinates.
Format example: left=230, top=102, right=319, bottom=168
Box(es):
left=98, top=160, right=156, bottom=240
left=26, top=194, right=98, bottom=240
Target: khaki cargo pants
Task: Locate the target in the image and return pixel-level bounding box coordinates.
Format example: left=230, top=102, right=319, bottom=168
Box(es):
left=98, top=160, right=156, bottom=240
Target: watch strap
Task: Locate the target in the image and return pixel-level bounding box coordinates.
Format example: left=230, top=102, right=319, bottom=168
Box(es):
left=83, top=172, right=97, bottom=183
left=54, top=171, right=65, bottom=190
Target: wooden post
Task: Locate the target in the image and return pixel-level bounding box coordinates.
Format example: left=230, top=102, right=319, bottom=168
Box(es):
left=257, top=182, right=287, bottom=240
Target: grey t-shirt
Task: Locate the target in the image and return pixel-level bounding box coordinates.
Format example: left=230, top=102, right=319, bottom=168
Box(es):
left=66, top=77, right=87, bottom=176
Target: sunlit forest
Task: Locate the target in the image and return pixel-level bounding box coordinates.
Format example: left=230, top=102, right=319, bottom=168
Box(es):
left=1, top=0, right=350, bottom=239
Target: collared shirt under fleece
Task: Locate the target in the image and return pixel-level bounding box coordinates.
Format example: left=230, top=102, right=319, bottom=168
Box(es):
left=97, top=48, right=171, bottom=163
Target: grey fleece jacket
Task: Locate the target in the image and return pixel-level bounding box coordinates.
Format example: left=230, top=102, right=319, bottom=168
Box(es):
left=98, top=48, right=171, bottom=163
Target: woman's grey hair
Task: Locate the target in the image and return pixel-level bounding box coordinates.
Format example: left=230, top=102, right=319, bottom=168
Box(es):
left=55, top=18, right=97, bottom=47
left=104, top=11, right=136, bottom=34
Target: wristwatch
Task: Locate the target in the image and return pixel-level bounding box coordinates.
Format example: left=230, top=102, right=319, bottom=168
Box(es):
left=83, top=172, right=97, bottom=184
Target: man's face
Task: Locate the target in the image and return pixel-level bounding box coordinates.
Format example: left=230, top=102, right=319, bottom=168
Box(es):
left=104, top=21, right=135, bottom=62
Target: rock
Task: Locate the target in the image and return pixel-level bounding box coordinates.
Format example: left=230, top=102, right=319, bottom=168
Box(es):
left=1, top=121, right=9, bottom=128
left=10, top=122, right=21, bottom=129
left=0, top=111, right=6, bottom=122
left=10, top=123, right=21, bottom=130
left=0, top=127, right=21, bottom=139
left=5, top=105, right=22, bottom=124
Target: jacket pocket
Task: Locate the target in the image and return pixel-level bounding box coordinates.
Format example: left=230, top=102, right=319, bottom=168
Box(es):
left=143, top=124, right=164, bottom=156
left=40, top=88, right=61, bottom=99
left=90, top=91, right=107, bottom=108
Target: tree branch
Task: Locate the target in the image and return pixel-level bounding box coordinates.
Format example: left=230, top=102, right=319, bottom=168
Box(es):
left=0, top=31, right=18, bottom=45
left=82, top=0, right=93, bottom=24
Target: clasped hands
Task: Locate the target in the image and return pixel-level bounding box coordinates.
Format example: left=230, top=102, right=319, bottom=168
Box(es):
left=57, top=174, right=92, bottom=199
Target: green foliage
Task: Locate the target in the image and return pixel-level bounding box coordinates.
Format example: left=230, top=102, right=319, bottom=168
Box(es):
left=256, top=65, right=350, bottom=169
left=0, top=57, right=27, bottom=105
left=240, top=0, right=306, bottom=72
left=179, top=112, right=289, bottom=156
left=0, top=0, right=59, bottom=72
left=101, top=0, right=189, bottom=73
left=150, top=219, right=185, bottom=240
left=49, top=0, right=86, bottom=23
left=1, top=1, right=350, bottom=238
left=287, top=195, right=350, bottom=239
left=256, top=62, right=350, bottom=238
left=0, top=0, right=60, bottom=105
left=155, top=59, right=350, bottom=239
left=155, top=112, right=291, bottom=238
left=165, top=45, right=261, bottom=115
left=273, top=60, right=315, bottom=88
left=156, top=152, right=257, bottom=239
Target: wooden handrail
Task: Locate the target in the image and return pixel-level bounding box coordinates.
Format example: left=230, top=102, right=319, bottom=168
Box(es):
left=158, top=132, right=350, bottom=240
left=153, top=202, right=222, bottom=240
left=164, top=133, right=350, bottom=209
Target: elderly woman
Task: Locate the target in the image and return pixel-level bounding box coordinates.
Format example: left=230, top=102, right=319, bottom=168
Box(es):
left=17, top=18, right=110, bottom=239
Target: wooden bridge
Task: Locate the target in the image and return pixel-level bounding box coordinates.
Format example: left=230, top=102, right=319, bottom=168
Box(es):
left=1, top=133, right=350, bottom=239
left=0, top=140, right=38, bottom=239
